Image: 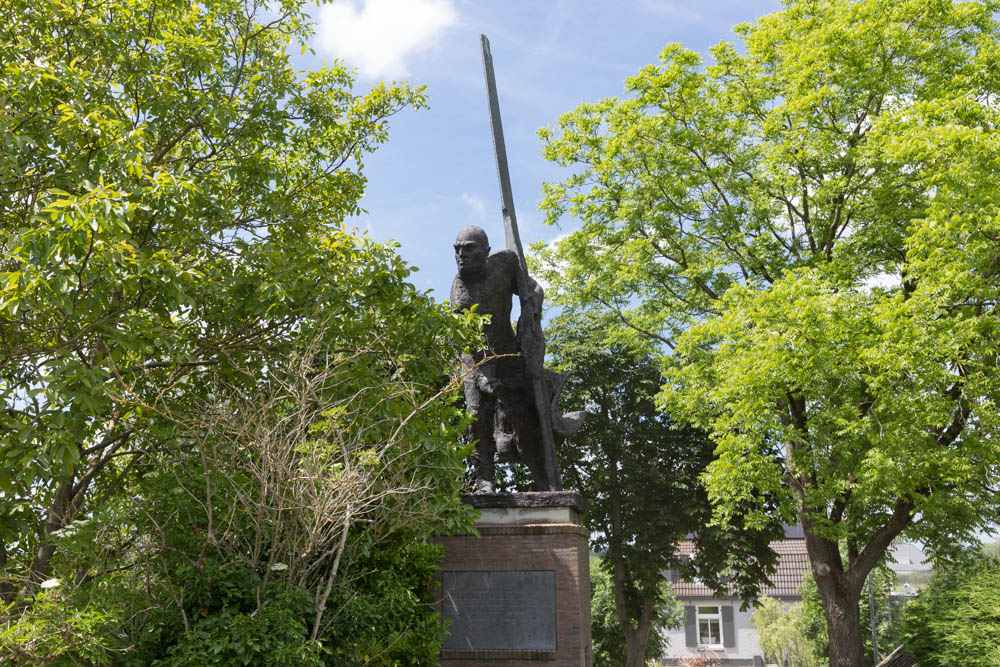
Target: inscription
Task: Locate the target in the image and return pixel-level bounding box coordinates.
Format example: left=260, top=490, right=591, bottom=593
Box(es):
left=441, top=570, right=556, bottom=650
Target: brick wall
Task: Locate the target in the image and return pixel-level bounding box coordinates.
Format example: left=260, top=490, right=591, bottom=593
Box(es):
left=436, top=522, right=592, bottom=666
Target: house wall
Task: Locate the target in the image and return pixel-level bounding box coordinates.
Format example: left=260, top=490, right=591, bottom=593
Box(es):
left=659, top=599, right=765, bottom=666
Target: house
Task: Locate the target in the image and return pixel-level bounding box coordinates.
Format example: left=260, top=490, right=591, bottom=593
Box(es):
left=659, top=532, right=931, bottom=666
left=659, top=526, right=810, bottom=666
left=886, top=542, right=931, bottom=597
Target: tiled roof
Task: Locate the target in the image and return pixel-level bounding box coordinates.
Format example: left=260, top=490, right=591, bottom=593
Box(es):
left=669, top=538, right=810, bottom=599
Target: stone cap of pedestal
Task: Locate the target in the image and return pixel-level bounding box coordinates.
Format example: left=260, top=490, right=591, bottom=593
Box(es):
left=460, top=491, right=587, bottom=526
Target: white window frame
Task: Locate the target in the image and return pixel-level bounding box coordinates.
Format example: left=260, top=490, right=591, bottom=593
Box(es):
left=696, top=605, right=725, bottom=649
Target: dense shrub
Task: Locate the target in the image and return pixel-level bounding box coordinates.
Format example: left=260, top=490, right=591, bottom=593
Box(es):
left=901, top=555, right=1000, bottom=667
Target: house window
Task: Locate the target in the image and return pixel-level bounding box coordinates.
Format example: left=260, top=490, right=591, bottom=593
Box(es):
left=697, top=605, right=724, bottom=648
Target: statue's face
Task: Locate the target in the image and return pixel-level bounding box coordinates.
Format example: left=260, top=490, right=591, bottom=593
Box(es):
left=454, top=229, right=489, bottom=278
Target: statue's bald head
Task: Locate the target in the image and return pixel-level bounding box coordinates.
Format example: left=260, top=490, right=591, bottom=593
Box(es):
left=454, top=226, right=490, bottom=279
left=455, top=226, right=489, bottom=248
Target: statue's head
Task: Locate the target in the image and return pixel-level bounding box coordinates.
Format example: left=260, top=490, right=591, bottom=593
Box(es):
left=454, top=226, right=490, bottom=279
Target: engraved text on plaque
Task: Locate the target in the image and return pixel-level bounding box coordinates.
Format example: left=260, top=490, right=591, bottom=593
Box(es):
left=441, top=570, right=557, bottom=650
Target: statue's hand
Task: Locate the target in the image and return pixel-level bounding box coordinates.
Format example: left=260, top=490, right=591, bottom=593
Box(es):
left=517, top=319, right=545, bottom=369
left=477, top=374, right=501, bottom=396
left=522, top=275, right=544, bottom=312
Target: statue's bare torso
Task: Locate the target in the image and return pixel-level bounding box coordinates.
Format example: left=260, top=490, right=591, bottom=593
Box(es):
left=450, top=248, right=521, bottom=357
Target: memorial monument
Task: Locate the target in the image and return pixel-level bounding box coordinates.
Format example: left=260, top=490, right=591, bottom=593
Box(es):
left=434, top=35, right=592, bottom=667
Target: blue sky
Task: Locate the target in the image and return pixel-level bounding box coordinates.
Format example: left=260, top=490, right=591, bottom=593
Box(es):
left=299, top=0, right=781, bottom=302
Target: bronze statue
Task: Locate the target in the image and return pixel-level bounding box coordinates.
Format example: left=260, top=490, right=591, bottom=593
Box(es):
left=454, top=36, right=583, bottom=493
left=451, top=226, right=584, bottom=493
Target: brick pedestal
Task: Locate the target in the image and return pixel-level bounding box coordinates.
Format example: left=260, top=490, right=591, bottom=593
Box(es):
left=436, top=492, right=592, bottom=667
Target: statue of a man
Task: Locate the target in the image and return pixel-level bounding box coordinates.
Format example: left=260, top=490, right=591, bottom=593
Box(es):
left=451, top=225, right=582, bottom=493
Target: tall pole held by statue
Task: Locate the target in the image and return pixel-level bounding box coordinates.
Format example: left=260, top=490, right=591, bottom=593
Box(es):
left=480, top=34, right=562, bottom=491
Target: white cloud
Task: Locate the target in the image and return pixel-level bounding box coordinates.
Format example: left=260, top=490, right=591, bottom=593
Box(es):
left=861, top=272, right=902, bottom=292
left=461, top=192, right=487, bottom=219
left=528, top=232, right=571, bottom=292
left=314, top=0, right=458, bottom=79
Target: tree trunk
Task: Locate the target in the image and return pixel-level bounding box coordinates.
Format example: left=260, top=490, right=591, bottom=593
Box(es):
left=820, top=581, right=865, bottom=667
left=0, top=537, right=15, bottom=602
left=802, top=521, right=866, bottom=667
left=799, top=493, right=914, bottom=667
left=624, top=598, right=654, bottom=667
left=608, top=457, right=654, bottom=667
left=19, top=479, right=74, bottom=598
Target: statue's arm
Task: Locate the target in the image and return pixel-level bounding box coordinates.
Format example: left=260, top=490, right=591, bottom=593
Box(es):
left=496, top=249, right=543, bottom=310
left=492, top=249, right=545, bottom=364
left=449, top=277, right=462, bottom=311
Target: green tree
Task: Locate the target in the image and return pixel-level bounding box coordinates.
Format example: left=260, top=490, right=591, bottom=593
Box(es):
left=751, top=596, right=820, bottom=667
left=590, top=555, right=682, bottom=667
left=0, top=0, right=480, bottom=661
left=535, top=1, right=1000, bottom=665
left=543, top=312, right=781, bottom=667
left=901, top=554, right=1000, bottom=666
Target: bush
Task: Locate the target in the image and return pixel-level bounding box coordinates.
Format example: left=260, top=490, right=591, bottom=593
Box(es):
left=901, top=554, right=1000, bottom=667
left=0, top=0, right=480, bottom=661
left=751, top=596, right=821, bottom=667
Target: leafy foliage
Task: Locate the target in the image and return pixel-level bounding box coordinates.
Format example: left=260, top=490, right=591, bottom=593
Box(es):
left=901, top=554, right=1000, bottom=667
left=535, top=1, right=1000, bottom=663
left=0, top=0, right=479, bottom=662
left=2, top=253, right=479, bottom=665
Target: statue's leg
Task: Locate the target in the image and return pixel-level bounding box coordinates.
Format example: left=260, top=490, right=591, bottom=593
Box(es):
left=464, top=374, right=496, bottom=493
left=472, top=408, right=497, bottom=493
left=494, top=394, right=520, bottom=463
